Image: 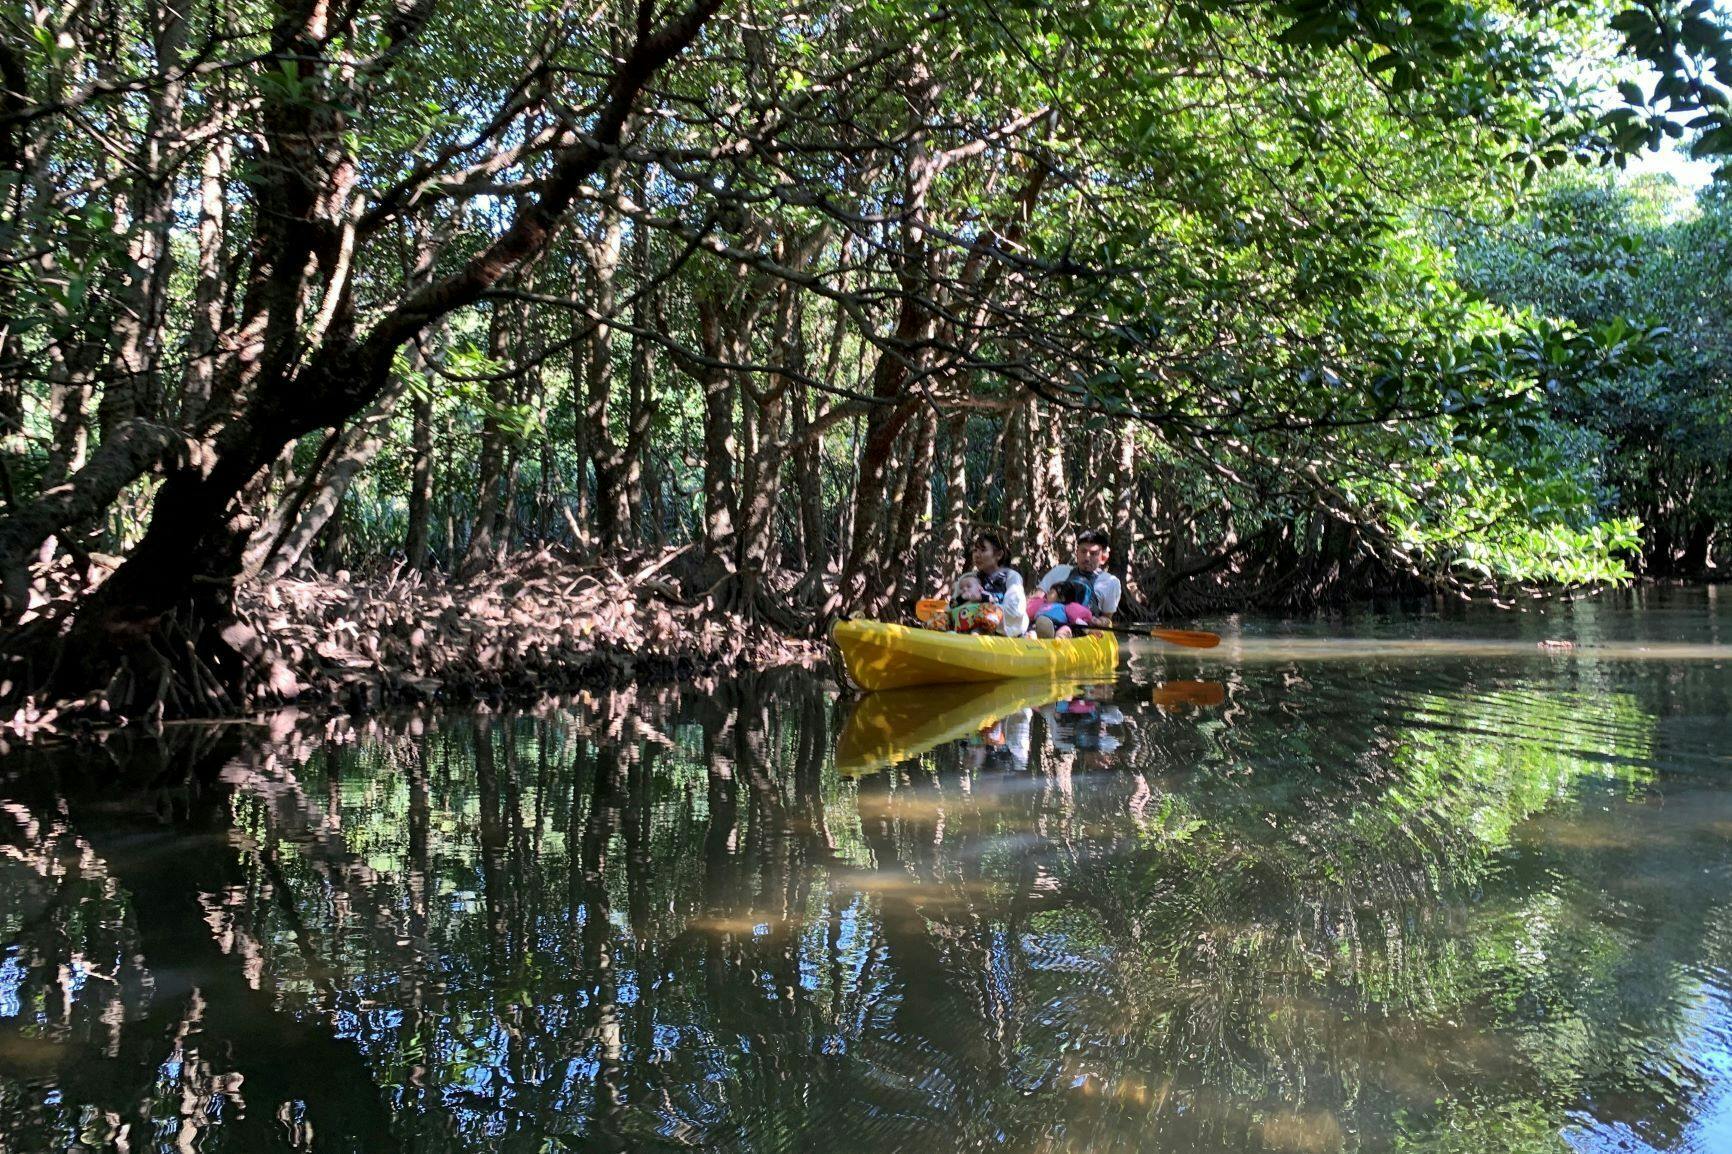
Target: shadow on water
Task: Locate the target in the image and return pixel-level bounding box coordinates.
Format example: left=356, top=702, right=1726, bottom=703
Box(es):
left=3, top=596, right=1732, bottom=1151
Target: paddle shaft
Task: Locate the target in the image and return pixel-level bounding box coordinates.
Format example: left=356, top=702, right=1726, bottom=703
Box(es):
left=1086, top=623, right=1220, bottom=649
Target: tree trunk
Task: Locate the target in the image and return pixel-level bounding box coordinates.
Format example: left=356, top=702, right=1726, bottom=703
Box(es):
left=1110, top=424, right=1137, bottom=574
left=182, top=136, right=232, bottom=425
left=881, top=405, right=938, bottom=603
left=98, top=0, right=191, bottom=447
left=575, top=168, right=626, bottom=552
left=728, top=272, right=808, bottom=613
left=406, top=391, right=435, bottom=569
left=251, top=384, right=405, bottom=580
left=1684, top=516, right=1714, bottom=578
left=0, top=417, right=180, bottom=619
left=499, top=427, right=523, bottom=556
left=692, top=297, right=746, bottom=575
left=594, top=276, right=655, bottom=554
left=569, top=306, right=593, bottom=548
left=734, top=388, right=784, bottom=605
left=30, top=401, right=339, bottom=712
left=42, top=353, right=97, bottom=489
left=536, top=438, right=555, bottom=544
left=839, top=414, right=862, bottom=568
left=1646, top=510, right=1672, bottom=577
left=1001, top=391, right=1033, bottom=552
left=246, top=169, right=450, bottom=581
left=827, top=72, right=948, bottom=618
left=790, top=384, right=826, bottom=574
left=1033, top=406, right=1068, bottom=559
left=461, top=306, right=517, bottom=574
left=644, top=455, right=668, bottom=547
left=619, top=303, right=652, bottom=539
left=938, top=411, right=969, bottom=566
left=702, top=364, right=738, bottom=569
left=830, top=296, right=931, bottom=616
left=317, top=491, right=347, bottom=572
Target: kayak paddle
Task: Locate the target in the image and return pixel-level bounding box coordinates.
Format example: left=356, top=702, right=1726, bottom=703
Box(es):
left=913, top=597, right=950, bottom=625
left=1088, top=623, right=1221, bottom=649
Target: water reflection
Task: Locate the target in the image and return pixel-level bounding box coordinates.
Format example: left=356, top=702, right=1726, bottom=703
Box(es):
left=0, top=622, right=1731, bottom=1151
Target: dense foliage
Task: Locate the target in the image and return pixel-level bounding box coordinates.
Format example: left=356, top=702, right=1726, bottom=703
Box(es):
left=1456, top=174, right=1732, bottom=576
left=3, top=0, right=1732, bottom=712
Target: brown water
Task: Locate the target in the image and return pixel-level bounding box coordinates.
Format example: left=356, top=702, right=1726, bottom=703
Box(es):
left=3, top=587, right=1732, bottom=1152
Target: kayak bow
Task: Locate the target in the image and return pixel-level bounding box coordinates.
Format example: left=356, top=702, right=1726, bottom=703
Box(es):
left=831, top=619, right=1119, bottom=692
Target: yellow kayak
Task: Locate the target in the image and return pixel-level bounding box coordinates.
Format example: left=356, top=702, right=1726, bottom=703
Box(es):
left=835, top=678, right=1080, bottom=775
left=830, top=619, right=1119, bottom=692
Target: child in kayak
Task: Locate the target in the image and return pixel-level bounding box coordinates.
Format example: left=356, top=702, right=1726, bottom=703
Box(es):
left=1027, top=578, right=1094, bottom=639
left=928, top=573, right=1005, bottom=634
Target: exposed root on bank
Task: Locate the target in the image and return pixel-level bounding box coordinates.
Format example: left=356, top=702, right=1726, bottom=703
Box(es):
left=1, top=547, right=827, bottom=737
left=247, top=547, right=826, bottom=709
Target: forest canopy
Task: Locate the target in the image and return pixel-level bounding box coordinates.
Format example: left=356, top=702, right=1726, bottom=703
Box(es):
left=3, top=0, right=1732, bottom=715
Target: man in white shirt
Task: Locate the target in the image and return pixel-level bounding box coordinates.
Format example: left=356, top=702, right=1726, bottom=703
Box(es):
left=1035, top=529, right=1122, bottom=638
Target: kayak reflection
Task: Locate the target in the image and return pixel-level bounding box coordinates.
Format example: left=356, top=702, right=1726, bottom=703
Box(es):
left=834, top=678, right=1082, bottom=775
left=835, top=678, right=1225, bottom=775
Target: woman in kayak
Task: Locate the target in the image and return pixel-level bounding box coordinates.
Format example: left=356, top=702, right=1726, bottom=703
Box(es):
left=951, top=531, right=1029, bottom=637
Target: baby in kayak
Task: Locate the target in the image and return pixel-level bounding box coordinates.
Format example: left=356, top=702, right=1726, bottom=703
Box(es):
left=1027, top=578, right=1094, bottom=639
left=927, top=573, right=1005, bottom=634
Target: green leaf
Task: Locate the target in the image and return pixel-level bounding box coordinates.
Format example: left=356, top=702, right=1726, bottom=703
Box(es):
left=1691, top=123, right=1732, bottom=157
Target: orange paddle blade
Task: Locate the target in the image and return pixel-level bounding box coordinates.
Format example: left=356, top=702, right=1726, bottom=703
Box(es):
left=1144, top=628, right=1220, bottom=649
left=914, top=597, right=949, bottom=624
left=1152, top=680, right=1226, bottom=710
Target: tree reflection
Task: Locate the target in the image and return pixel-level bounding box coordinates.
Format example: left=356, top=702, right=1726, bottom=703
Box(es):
left=0, top=661, right=1727, bottom=1152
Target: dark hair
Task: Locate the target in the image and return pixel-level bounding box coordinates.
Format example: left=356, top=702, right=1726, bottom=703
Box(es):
left=970, top=531, right=1008, bottom=560
left=1051, top=578, right=1091, bottom=605
left=1077, top=528, right=1111, bottom=548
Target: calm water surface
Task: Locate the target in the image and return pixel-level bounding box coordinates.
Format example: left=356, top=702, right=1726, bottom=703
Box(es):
left=4, top=588, right=1732, bottom=1152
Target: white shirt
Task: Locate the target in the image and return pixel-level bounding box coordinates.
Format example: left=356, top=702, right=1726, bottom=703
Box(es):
left=1002, top=708, right=1032, bottom=767
left=953, top=567, right=1028, bottom=637
left=1037, top=564, right=1122, bottom=615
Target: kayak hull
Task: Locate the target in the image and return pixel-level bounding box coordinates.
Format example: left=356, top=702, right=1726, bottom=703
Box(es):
left=830, top=619, right=1119, bottom=692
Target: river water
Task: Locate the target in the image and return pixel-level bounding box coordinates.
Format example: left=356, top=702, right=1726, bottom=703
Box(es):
left=2, top=588, right=1731, bottom=1152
